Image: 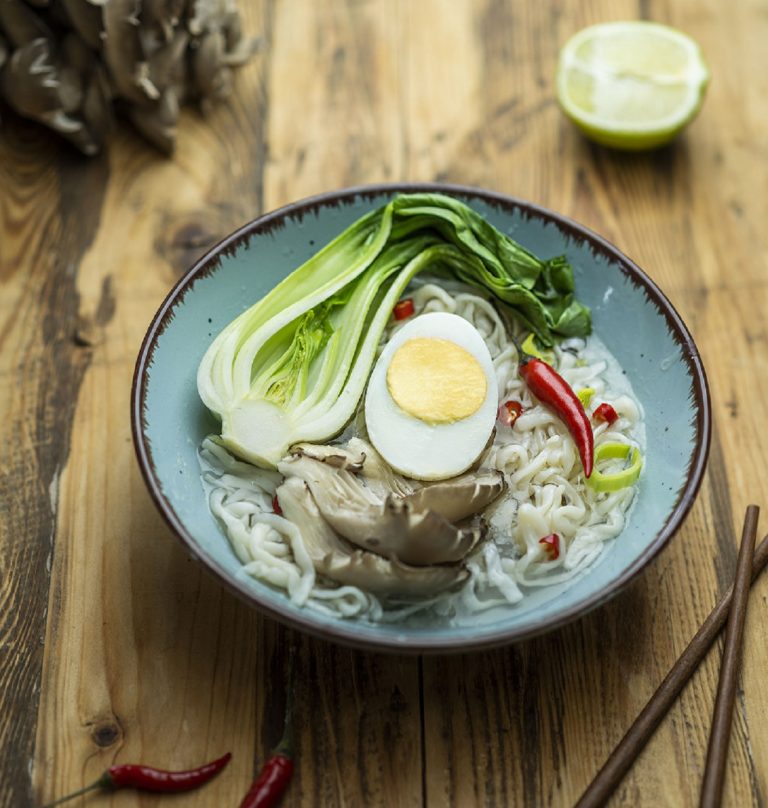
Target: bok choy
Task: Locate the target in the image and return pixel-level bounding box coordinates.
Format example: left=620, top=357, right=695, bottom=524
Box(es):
left=198, top=193, right=591, bottom=467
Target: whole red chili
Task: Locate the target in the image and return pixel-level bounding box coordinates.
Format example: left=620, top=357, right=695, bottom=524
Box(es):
left=272, top=494, right=283, bottom=516
left=239, top=653, right=295, bottom=808
left=539, top=533, right=561, bottom=561
left=497, top=400, right=524, bottom=428
left=593, top=402, right=619, bottom=425
left=41, top=752, right=231, bottom=807
left=519, top=357, right=594, bottom=477
left=393, top=298, right=415, bottom=320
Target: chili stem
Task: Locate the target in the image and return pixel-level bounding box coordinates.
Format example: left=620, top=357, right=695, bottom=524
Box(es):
left=40, top=778, right=105, bottom=808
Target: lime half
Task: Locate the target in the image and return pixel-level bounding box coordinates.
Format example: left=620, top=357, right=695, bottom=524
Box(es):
left=556, top=21, right=710, bottom=150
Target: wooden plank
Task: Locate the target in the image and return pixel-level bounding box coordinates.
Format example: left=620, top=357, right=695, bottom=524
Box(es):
left=0, top=117, right=110, bottom=807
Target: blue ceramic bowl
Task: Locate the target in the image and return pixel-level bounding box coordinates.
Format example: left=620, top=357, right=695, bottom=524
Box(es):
left=132, top=184, right=711, bottom=653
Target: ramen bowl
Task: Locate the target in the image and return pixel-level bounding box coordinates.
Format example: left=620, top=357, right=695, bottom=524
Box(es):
left=131, top=183, right=711, bottom=653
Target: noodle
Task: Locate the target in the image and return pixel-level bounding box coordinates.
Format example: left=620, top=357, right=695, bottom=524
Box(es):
left=199, top=281, right=645, bottom=623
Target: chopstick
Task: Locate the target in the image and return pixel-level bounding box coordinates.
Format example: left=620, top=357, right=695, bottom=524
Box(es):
left=699, top=504, right=759, bottom=807
left=576, top=511, right=766, bottom=808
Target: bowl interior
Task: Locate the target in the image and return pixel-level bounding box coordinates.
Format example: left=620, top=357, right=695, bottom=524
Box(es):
left=133, top=185, right=709, bottom=652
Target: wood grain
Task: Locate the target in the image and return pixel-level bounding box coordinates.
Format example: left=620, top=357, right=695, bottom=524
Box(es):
left=1, top=0, right=767, bottom=806
left=0, top=115, right=110, bottom=807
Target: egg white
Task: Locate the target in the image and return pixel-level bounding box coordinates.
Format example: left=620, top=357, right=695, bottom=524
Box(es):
left=364, top=312, right=498, bottom=481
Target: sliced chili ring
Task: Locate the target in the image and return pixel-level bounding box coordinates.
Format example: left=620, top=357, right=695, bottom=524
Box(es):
left=594, top=402, right=619, bottom=425
left=497, top=400, right=523, bottom=427
left=393, top=298, right=415, bottom=320
left=539, top=533, right=561, bottom=561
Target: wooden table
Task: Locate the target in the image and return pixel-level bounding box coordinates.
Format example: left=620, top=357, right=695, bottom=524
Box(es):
left=2, top=1, right=767, bottom=806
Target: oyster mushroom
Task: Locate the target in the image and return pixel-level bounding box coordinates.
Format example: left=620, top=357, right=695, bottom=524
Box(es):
left=292, top=437, right=417, bottom=498
left=146, top=28, right=189, bottom=94
left=129, top=86, right=179, bottom=153
left=221, top=6, right=258, bottom=66
left=187, top=0, right=224, bottom=37
left=0, top=0, right=52, bottom=48
left=1, top=38, right=86, bottom=142
left=278, top=446, right=505, bottom=567
left=61, top=30, right=92, bottom=76
left=0, top=0, right=256, bottom=154
left=60, top=0, right=103, bottom=50
left=191, top=28, right=232, bottom=111
left=402, top=469, right=506, bottom=523
left=289, top=441, right=366, bottom=473
left=143, top=0, right=185, bottom=42
left=345, top=437, right=416, bottom=498
left=330, top=495, right=486, bottom=566
left=103, top=0, right=157, bottom=104
left=81, top=62, right=114, bottom=149
left=277, top=478, right=467, bottom=597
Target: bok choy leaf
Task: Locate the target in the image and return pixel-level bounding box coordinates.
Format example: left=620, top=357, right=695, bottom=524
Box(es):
left=198, top=193, right=591, bottom=467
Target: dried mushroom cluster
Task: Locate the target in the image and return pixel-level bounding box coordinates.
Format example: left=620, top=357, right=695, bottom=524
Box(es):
left=0, top=0, right=258, bottom=154
left=277, top=439, right=506, bottom=596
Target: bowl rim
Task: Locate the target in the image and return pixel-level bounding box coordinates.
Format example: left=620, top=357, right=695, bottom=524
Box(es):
left=131, top=182, right=711, bottom=654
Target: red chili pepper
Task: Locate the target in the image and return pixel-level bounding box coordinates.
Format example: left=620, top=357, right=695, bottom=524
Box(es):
left=239, top=652, right=295, bottom=808
left=593, top=402, right=619, bottom=425
left=238, top=754, right=294, bottom=808
left=519, top=357, right=594, bottom=477
left=41, top=753, right=231, bottom=807
left=497, top=400, right=524, bottom=428
left=272, top=494, right=283, bottom=516
left=393, top=298, right=415, bottom=320
left=539, top=533, right=561, bottom=560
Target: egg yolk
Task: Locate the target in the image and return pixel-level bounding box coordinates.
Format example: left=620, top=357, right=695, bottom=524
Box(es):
left=386, top=337, right=487, bottom=423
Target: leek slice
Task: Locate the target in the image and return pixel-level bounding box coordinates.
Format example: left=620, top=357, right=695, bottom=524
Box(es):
left=577, top=387, right=595, bottom=407
left=588, top=443, right=643, bottom=492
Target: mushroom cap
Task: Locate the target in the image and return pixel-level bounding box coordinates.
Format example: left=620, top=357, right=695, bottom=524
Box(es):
left=277, top=478, right=467, bottom=598
left=0, top=0, right=53, bottom=49
left=60, top=0, right=104, bottom=50
left=128, top=87, right=180, bottom=154
left=0, top=37, right=99, bottom=154
left=278, top=444, right=505, bottom=567
left=345, top=437, right=416, bottom=498
left=103, top=0, right=155, bottom=104
left=143, top=0, right=185, bottom=41
left=402, top=468, right=505, bottom=523
left=327, top=495, right=485, bottom=566
left=289, top=441, right=366, bottom=473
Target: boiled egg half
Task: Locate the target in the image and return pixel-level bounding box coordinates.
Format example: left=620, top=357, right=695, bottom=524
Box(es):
left=365, top=312, right=498, bottom=480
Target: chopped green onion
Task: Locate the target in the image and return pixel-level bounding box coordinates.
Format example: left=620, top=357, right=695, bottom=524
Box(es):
left=588, top=442, right=643, bottom=492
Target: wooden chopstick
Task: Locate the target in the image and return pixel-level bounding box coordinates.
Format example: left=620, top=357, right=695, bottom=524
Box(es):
left=699, top=504, right=759, bottom=807
left=576, top=514, right=767, bottom=808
